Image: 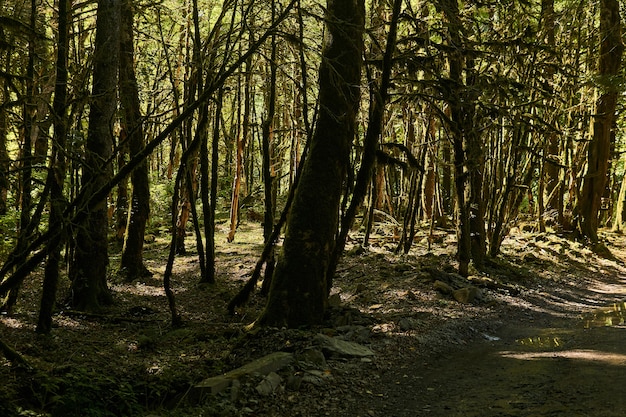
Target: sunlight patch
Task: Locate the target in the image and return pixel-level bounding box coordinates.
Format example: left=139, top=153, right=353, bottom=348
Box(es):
left=500, top=349, right=626, bottom=366
left=0, top=316, right=25, bottom=329
left=111, top=282, right=165, bottom=297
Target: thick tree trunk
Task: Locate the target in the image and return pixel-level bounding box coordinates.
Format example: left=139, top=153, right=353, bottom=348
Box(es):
left=327, top=0, right=402, bottom=289
left=258, top=0, right=364, bottom=327
left=580, top=0, right=623, bottom=243
left=70, top=0, right=120, bottom=311
left=119, top=0, right=151, bottom=281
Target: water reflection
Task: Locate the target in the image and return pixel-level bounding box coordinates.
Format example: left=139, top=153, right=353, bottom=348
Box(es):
left=581, top=301, right=626, bottom=328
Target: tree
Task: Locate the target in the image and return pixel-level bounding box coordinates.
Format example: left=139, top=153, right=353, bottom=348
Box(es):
left=257, top=0, right=365, bottom=327
left=69, top=0, right=120, bottom=310
left=36, top=0, right=70, bottom=334
left=439, top=0, right=485, bottom=275
left=119, top=0, right=151, bottom=281
left=579, top=0, right=623, bottom=244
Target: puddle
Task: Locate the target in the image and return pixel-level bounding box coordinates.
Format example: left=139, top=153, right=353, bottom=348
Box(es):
left=581, top=301, right=626, bottom=328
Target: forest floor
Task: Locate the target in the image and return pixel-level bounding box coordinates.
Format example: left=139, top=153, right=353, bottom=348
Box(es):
left=2, top=220, right=626, bottom=416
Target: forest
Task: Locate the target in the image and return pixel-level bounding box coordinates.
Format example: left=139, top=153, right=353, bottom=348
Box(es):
left=1, top=0, right=625, bottom=415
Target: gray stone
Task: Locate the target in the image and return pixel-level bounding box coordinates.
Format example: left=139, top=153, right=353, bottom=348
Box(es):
left=191, top=352, right=293, bottom=400
left=302, top=369, right=333, bottom=386
left=314, top=333, right=374, bottom=358
left=296, top=348, right=327, bottom=369
left=256, top=372, right=283, bottom=395
left=286, top=374, right=303, bottom=391
left=397, top=317, right=421, bottom=331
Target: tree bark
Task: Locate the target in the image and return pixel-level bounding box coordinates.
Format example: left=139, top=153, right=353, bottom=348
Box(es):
left=258, top=0, right=365, bottom=327
left=119, top=0, right=151, bottom=281
left=580, top=0, right=623, bottom=243
left=69, top=0, right=120, bottom=311
left=37, top=0, right=71, bottom=334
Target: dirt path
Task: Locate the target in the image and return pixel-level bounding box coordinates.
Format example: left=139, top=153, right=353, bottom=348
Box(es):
left=366, top=265, right=626, bottom=417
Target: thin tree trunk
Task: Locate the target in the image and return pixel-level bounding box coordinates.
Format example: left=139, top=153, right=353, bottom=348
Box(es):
left=37, top=0, right=71, bottom=334
left=227, top=57, right=251, bottom=243
left=260, top=9, right=278, bottom=294
left=2, top=0, right=36, bottom=313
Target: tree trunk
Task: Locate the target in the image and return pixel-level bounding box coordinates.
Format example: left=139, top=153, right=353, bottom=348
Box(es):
left=580, top=0, right=623, bottom=243
left=119, top=0, right=151, bottom=281
left=2, top=0, right=36, bottom=313
left=260, top=12, right=278, bottom=294
left=327, top=0, right=402, bottom=290
left=37, top=0, right=71, bottom=334
left=258, top=0, right=364, bottom=328
left=0, top=22, right=8, bottom=216
left=69, top=0, right=120, bottom=311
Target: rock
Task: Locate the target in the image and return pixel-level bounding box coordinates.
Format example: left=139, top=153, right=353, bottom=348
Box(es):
left=286, top=374, right=303, bottom=391
left=328, top=293, right=342, bottom=307
left=296, top=348, right=327, bottom=369
left=256, top=372, right=283, bottom=396
left=230, top=379, right=241, bottom=402
left=191, top=351, right=293, bottom=400
left=314, top=333, right=374, bottom=358
left=434, top=280, right=453, bottom=294
left=452, top=286, right=479, bottom=304
left=397, top=317, right=421, bottom=331
left=302, top=369, right=332, bottom=386
left=336, top=325, right=371, bottom=344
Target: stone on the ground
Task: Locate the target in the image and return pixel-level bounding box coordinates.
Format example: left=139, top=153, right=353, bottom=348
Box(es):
left=256, top=372, right=283, bottom=395
left=397, top=317, right=421, bottom=331
left=191, top=351, right=293, bottom=400
left=434, top=280, right=453, bottom=294
left=302, top=369, right=333, bottom=386
left=314, top=333, right=374, bottom=357
left=296, top=348, right=327, bottom=369
left=453, top=286, right=479, bottom=304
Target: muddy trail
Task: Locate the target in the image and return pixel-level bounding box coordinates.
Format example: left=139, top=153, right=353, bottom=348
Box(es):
left=366, top=257, right=626, bottom=417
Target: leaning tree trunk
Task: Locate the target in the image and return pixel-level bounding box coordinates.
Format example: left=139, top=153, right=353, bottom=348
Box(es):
left=580, top=0, right=623, bottom=244
left=119, top=0, right=151, bottom=281
left=69, top=0, right=120, bottom=311
left=258, top=0, right=365, bottom=328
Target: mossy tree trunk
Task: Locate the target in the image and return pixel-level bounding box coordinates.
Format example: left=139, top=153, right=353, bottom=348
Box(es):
left=69, top=0, right=120, bottom=310
left=580, top=0, right=623, bottom=243
left=119, top=0, right=151, bottom=281
left=258, top=0, right=365, bottom=327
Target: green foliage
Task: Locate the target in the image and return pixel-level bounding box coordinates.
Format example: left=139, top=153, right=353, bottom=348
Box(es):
left=0, top=206, right=18, bottom=261
left=30, top=367, right=142, bottom=417
left=148, top=178, right=174, bottom=232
